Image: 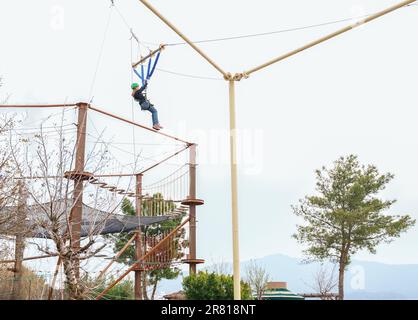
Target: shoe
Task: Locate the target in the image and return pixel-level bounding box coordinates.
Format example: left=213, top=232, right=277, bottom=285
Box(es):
left=157, top=124, right=163, bottom=130
left=153, top=125, right=160, bottom=131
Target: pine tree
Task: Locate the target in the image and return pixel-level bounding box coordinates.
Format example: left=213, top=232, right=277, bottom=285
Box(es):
left=293, top=155, right=415, bottom=300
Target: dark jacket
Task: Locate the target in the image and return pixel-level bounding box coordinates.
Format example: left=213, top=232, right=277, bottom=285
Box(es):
left=133, top=82, right=148, bottom=104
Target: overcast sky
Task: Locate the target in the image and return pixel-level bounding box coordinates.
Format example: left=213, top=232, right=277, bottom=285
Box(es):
left=1, top=0, right=418, bottom=268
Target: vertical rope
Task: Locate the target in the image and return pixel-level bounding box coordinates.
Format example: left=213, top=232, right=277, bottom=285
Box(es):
left=130, top=37, right=137, bottom=170
left=182, top=170, right=185, bottom=200
left=179, top=170, right=182, bottom=201
left=88, top=6, right=114, bottom=102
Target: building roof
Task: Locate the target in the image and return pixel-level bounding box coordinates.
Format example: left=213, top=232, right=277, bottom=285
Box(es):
left=261, top=282, right=305, bottom=300
left=262, top=288, right=305, bottom=300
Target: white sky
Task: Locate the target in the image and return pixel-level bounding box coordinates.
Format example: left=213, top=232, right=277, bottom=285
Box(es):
left=1, top=0, right=418, bottom=266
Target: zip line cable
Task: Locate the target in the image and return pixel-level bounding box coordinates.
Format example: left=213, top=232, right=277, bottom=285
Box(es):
left=88, top=131, right=184, bottom=164
left=163, top=4, right=418, bottom=46
left=109, top=1, right=225, bottom=81
left=111, top=4, right=417, bottom=47
left=94, top=141, right=184, bottom=146
left=88, top=5, right=114, bottom=102
left=87, top=117, right=138, bottom=172
left=10, top=127, right=77, bottom=137
left=165, top=17, right=367, bottom=46
left=14, top=107, right=76, bottom=128
left=2, top=123, right=75, bottom=132
left=113, top=2, right=132, bottom=31
left=85, top=120, right=140, bottom=205
left=130, top=35, right=138, bottom=173
left=156, top=67, right=223, bottom=81
left=107, top=1, right=417, bottom=81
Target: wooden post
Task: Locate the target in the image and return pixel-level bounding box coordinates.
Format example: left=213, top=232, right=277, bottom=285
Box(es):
left=11, top=180, right=27, bottom=300
left=188, top=144, right=197, bottom=274
left=70, top=103, right=88, bottom=280
left=135, top=174, right=143, bottom=300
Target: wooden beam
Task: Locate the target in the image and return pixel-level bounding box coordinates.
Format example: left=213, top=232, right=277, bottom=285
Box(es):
left=97, top=233, right=138, bottom=280
left=138, top=145, right=190, bottom=175
left=0, top=253, right=58, bottom=264
left=138, top=0, right=228, bottom=78
left=88, top=105, right=193, bottom=145
left=0, top=104, right=77, bottom=108
left=132, top=45, right=165, bottom=68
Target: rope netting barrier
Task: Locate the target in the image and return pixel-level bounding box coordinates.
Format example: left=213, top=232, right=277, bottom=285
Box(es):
left=0, top=102, right=194, bottom=300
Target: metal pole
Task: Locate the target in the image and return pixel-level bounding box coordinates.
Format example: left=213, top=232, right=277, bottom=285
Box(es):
left=138, top=0, right=228, bottom=78
left=188, top=144, right=197, bottom=274
left=244, top=0, right=417, bottom=76
left=228, top=80, right=240, bottom=300
left=135, top=174, right=143, bottom=300
left=70, top=103, right=88, bottom=280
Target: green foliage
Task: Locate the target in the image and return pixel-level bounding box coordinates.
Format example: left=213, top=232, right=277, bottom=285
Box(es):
left=183, top=272, right=253, bottom=300
left=109, top=196, right=187, bottom=299
left=112, top=196, right=184, bottom=264
left=92, top=279, right=134, bottom=300
left=148, top=267, right=180, bottom=288
left=293, top=155, right=415, bottom=264
left=109, top=198, right=138, bottom=264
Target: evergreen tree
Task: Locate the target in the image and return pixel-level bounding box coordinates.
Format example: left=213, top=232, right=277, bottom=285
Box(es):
left=293, top=155, right=415, bottom=299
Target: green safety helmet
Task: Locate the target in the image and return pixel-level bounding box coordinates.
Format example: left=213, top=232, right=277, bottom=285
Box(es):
left=131, top=83, right=140, bottom=90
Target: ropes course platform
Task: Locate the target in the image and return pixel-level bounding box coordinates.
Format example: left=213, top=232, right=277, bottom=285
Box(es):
left=64, top=171, right=94, bottom=181
left=0, top=101, right=204, bottom=300
left=181, top=198, right=205, bottom=206
left=181, top=259, right=205, bottom=265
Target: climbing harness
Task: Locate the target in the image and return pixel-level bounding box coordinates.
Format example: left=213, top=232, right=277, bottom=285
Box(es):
left=132, top=45, right=164, bottom=86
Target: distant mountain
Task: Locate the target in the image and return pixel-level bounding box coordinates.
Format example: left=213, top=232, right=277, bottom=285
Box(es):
left=156, top=254, right=418, bottom=300
left=242, top=254, right=418, bottom=300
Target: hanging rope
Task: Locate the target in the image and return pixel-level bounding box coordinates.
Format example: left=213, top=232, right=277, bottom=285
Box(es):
left=88, top=4, right=114, bottom=103
left=130, top=32, right=138, bottom=170
left=141, top=165, right=190, bottom=202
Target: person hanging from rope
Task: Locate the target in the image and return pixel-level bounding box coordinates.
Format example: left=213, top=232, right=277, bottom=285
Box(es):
left=131, top=81, right=163, bottom=130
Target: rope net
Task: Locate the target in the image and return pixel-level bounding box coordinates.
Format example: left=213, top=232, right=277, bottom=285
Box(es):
left=0, top=101, right=194, bottom=299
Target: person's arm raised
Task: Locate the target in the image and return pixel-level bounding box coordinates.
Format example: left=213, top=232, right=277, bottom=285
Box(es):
left=138, top=81, right=148, bottom=94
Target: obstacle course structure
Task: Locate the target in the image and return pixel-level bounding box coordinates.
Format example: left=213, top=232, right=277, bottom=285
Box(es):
left=0, top=102, right=204, bottom=300
left=1, top=0, right=416, bottom=300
